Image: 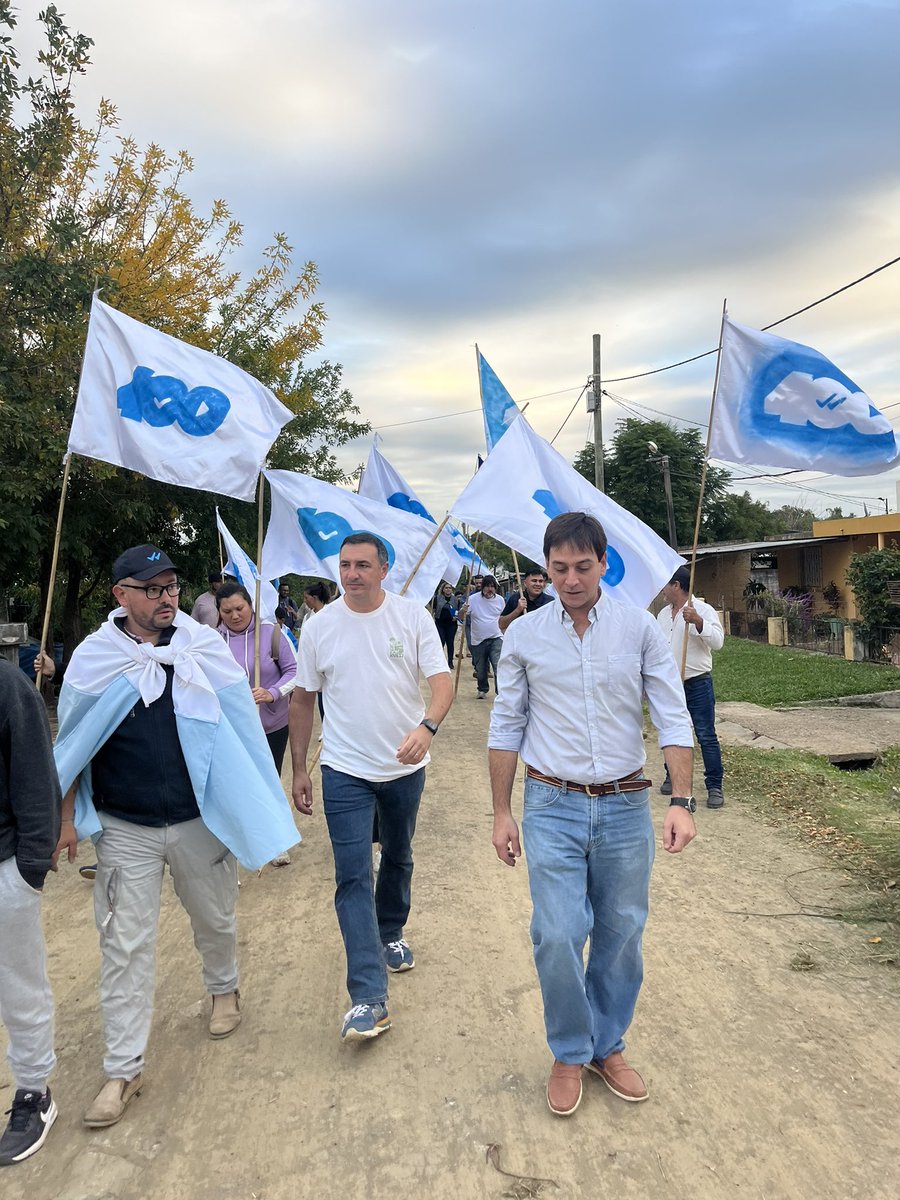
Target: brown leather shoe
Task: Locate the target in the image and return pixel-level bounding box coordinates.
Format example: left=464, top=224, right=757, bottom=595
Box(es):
left=547, top=1061, right=584, bottom=1116
left=83, top=1074, right=143, bottom=1128
left=209, top=990, right=242, bottom=1039
left=587, top=1051, right=648, bottom=1102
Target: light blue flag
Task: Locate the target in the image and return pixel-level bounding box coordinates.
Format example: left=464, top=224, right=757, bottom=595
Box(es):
left=711, top=316, right=900, bottom=476
left=478, top=348, right=521, bottom=451
left=216, top=508, right=279, bottom=622
left=359, top=439, right=485, bottom=583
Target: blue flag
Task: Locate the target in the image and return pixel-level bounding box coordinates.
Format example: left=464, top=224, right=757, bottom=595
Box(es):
left=478, top=349, right=521, bottom=451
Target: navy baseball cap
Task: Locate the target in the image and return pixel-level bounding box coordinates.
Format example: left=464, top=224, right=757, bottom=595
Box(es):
left=112, top=544, right=178, bottom=583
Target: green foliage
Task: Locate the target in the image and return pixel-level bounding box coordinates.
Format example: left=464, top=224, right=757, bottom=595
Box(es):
left=845, top=545, right=900, bottom=631
left=0, top=5, right=368, bottom=652
left=703, top=490, right=782, bottom=542
left=714, top=636, right=898, bottom=706
left=575, top=419, right=730, bottom=546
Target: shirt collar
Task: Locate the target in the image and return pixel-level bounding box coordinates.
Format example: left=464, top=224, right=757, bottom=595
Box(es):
left=556, top=589, right=605, bottom=627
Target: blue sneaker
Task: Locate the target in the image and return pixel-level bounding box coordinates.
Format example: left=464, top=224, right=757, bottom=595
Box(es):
left=340, top=1003, right=391, bottom=1041
left=383, top=938, right=415, bottom=973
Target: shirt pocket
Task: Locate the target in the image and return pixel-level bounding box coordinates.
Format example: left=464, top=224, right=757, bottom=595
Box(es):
left=605, top=653, right=642, bottom=700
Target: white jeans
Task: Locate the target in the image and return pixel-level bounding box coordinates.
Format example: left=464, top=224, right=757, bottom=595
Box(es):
left=94, top=814, right=239, bottom=1079
left=0, top=856, right=55, bottom=1091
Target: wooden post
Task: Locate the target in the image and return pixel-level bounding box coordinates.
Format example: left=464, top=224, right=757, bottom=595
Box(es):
left=398, top=513, right=451, bottom=596
left=511, top=548, right=523, bottom=599
left=592, top=333, right=604, bottom=492
left=36, top=453, right=73, bottom=691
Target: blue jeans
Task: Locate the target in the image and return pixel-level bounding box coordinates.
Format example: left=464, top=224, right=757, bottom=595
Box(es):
left=471, top=637, right=502, bottom=693
left=683, top=674, right=723, bottom=791
left=321, top=765, right=425, bottom=1006
left=522, top=779, right=655, bottom=1064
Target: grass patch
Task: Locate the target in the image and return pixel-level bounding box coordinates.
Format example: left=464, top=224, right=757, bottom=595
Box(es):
left=715, top=637, right=900, bottom=706
left=724, top=744, right=900, bottom=963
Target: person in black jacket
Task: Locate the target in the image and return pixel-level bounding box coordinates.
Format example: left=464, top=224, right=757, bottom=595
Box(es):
left=0, top=659, right=62, bottom=1166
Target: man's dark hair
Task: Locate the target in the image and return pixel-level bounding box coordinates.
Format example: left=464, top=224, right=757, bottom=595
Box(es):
left=303, top=581, right=331, bottom=604
left=543, top=512, right=607, bottom=561
left=207, top=570, right=223, bottom=584
left=523, top=567, right=547, bottom=580
left=340, top=532, right=389, bottom=567
left=481, top=575, right=497, bottom=591
left=669, top=566, right=691, bottom=593
left=216, top=580, right=253, bottom=608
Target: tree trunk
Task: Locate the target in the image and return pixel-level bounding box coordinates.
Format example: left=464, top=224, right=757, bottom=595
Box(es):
left=61, top=555, right=84, bottom=663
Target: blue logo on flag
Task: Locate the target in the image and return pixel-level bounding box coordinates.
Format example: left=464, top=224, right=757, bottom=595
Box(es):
left=386, top=491, right=435, bottom=524
left=745, top=350, right=896, bottom=465
left=296, top=508, right=396, bottom=569
left=117, top=367, right=231, bottom=437
left=532, top=490, right=625, bottom=586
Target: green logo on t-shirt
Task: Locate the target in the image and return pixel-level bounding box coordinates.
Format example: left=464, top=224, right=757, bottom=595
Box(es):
left=388, top=637, right=405, bottom=659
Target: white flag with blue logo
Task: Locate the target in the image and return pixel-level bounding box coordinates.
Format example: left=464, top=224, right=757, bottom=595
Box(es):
left=478, top=348, right=522, bottom=452
left=215, top=509, right=280, bottom=623
left=262, top=471, right=447, bottom=605
left=68, top=297, right=294, bottom=502
left=359, top=440, right=484, bottom=584
left=711, top=316, right=900, bottom=476
left=450, top=416, right=684, bottom=609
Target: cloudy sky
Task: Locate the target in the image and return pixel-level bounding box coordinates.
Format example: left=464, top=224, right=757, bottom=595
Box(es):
left=17, top=0, right=900, bottom=519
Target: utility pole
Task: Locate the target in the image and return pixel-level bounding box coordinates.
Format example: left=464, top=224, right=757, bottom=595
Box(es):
left=588, top=333, right=604, bottom=493
left=648, top=442, right=678, bottom=549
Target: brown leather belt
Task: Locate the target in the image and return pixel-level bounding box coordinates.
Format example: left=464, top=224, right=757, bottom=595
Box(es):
left=525, top=765, right=651, bottom=796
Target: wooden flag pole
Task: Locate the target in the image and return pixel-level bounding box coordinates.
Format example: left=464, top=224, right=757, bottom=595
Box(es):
left=454, top=534, right=482, bottom=696
left=217, top=523, right=225, bottom=575
left=36, top=453, right=73, bottom=691
left=398, top=513, right=451, bottom=596
left=511, top=548, right=523, bottom=599
left=253, top=474, right=265, bottom=688
left=680, top=299, right=728, bottom=680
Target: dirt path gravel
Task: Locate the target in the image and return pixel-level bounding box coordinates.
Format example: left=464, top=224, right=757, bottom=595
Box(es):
left=3, top=685, right=899, bottom=1200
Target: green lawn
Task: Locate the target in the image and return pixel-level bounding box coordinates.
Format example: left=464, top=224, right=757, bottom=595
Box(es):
left=715, top=636, right=900, bottom=706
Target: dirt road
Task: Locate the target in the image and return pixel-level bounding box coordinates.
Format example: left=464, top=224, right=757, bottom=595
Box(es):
left=3, top=686, right=899, bottom=1200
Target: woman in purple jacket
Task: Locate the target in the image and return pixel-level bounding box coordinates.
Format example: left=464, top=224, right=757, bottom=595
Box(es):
left=215, top=582, right=298, bottom=772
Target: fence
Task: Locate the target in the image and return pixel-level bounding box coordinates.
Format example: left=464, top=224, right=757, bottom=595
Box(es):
left=784, top=614, right=846, bottom=658
left=727, top=611, right=768, bottom=643
left=726, top=611, right=900, bottom=668
left=857, top=626, right=900, bottom=667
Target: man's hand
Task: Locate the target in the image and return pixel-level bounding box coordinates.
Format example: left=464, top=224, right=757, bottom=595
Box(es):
left=682, top=603, right=703, bottom=631
left=292, top=770, right=314, bottom=816
left=492, top=813, right=521, bottom=866
left=663, top=806, right=696, bottom=854
left=34, top=651, right=56, bottom=679
left=52, top=819, right=79, bottom=870
left=251, top=686, right=275, bottom=705
left=396, top=725, right=432, bottom=765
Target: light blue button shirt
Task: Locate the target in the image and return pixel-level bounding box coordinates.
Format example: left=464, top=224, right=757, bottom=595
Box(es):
left=489, top=592, right=694, bottom=786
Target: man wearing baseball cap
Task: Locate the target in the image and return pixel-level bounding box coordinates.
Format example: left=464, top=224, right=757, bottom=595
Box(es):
left=53, top=544, right=297, bottom=1130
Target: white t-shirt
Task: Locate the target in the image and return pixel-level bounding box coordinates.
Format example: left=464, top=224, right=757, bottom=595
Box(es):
left=467, top=592, right=505, bottom=645
left=296, top=590, right=451, bottom=781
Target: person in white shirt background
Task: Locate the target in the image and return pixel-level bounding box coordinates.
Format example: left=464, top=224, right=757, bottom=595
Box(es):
left=458, top=575, right=505, bottom=698
left=488, top=512, right=696, bottom=1119
left=655, top=565, right=726, bottom=809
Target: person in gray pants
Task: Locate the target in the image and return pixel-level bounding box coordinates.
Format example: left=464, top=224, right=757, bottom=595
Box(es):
left=0, top=660, right=62, bottom=1166
left=55, top=545, right=246, bottom=1130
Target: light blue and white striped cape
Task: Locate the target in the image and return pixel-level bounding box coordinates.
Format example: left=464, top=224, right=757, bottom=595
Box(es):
left=54, top=609, right=299, bottom=870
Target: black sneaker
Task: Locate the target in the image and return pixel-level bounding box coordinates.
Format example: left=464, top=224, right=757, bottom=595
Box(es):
left=659, top=778, right=672, bottom=796
left=0, top=1088, right=58, bottom=1166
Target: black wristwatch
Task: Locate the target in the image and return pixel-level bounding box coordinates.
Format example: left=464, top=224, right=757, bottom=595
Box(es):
left=420, top=719, right=439, bottom=736
left=669, top=796, right=697, bottom=813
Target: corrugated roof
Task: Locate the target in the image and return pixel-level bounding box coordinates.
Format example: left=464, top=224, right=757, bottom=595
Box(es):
left=685, top=535, right=847, bottom=556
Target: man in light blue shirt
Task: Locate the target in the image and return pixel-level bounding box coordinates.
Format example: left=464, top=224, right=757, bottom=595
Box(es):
left=489, top=512, right=696, bottom=1118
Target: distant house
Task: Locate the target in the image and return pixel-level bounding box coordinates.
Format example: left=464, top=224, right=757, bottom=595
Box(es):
left=685, top=512, right=900, bottom=620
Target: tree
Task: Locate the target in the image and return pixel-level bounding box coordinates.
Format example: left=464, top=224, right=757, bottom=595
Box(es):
left=769, top=505, right=817, bottom=534
left=702, top=491, right=782, bottom=543
left=0, top=5, right=368, bottom=653
left=845, top=545, right=900, bottom=631
left=575, top=420, right=731, bottom=546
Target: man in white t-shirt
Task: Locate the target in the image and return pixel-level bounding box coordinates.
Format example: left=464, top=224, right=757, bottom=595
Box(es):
left=459, top=575, right=505, bottom=698
left=289, top=533, right=453, bottom=1042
